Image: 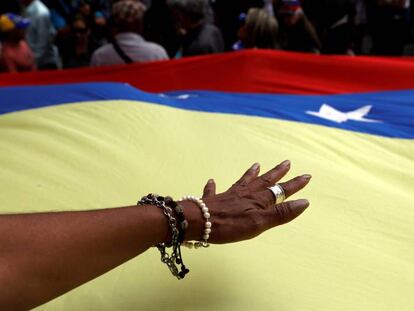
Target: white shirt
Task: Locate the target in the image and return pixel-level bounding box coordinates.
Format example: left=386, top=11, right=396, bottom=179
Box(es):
left=91, top=33, right=168, bottom=67
left=25, top=0, right=59, bottom=68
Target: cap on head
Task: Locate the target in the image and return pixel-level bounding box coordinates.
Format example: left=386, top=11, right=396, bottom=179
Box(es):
left=278, top=0, right=302, bottom=15
left=0, top=13, right=30, bottom=33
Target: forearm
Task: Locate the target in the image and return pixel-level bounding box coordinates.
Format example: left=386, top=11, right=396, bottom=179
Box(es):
left=0, top=204, right=173, bottom=309
left=0, top=161, right=311, bottom=309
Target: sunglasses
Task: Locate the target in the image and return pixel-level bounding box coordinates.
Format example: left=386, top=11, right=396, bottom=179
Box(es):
left=73, top=27, right=88, bottom=34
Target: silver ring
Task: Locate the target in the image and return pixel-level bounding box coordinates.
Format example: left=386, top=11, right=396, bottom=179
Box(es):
left=267, top=184, right=286, bottom=205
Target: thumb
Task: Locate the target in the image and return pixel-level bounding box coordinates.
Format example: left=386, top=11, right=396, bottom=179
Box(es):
left=266, top=199, right=310, bottom=227
left=203, top=179, right=216, bottom=198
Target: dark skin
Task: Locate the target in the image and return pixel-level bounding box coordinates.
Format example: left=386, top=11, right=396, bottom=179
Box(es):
left=0, top=160, right=310, bottom=310
left=201, top=160, right=310, bottom=243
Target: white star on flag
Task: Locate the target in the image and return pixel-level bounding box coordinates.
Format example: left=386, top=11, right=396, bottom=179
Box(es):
left=306, top=104, right=383, bottom=124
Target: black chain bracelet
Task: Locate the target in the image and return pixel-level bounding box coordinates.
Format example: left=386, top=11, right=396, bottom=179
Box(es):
left=138, top=194, right=189, bottom=279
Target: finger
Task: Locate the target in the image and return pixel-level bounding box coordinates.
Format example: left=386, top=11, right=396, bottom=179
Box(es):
left=203, top=179, right=216, bottom=198
left=278, top=174, right=312, bottom=198
left=256, top=174, right=311, bottom=207
left=263, top=199, right=310, bottom=227
left=248, top=160, right=290, bottom=191
left=230, top=163, right=260, bottom=189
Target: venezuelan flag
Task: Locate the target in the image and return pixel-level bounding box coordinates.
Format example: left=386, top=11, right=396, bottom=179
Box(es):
left=0, top=50, right=413, bottom=310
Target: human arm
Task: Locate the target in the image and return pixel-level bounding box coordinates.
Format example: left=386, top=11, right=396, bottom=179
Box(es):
left=0, top=204, right=172, bottom=309
left=0, top=160, right=310, bottom=309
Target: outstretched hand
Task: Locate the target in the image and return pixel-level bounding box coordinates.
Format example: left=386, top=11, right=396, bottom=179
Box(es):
left=183, top=160, right=311, bottom=244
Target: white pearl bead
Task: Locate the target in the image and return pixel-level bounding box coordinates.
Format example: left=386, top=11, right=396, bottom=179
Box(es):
left=181, top=195, right=212, bottom=243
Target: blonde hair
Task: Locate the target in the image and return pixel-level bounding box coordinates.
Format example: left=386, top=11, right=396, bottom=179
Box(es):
left=244, top=8, right=279, bottom=49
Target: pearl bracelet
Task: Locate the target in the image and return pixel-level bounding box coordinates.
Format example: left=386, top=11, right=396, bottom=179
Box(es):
left=181, top=195, right=211, bottom=248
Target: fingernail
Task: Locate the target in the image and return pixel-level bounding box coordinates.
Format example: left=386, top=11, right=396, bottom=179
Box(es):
left=302, top=174, right=312, bottom=180
left=208, top=179, right=215, bottom=184
left=291, top=199, right=310, bottom=215
left=280, top=160, right=290, bottom=167
left=251, top=163, right=260, bottom=171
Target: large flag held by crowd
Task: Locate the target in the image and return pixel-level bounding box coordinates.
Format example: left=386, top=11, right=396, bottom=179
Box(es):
left=0, top=50, right=413, bottom=310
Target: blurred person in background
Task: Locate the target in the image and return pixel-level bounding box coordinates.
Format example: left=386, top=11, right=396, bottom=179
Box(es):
left=91, top=0, right=168, bottom=66
left=0, top=13, right=36, bottom=72
left=56, top=14, right=92, bottom=68
left=144, top=0, right=181, bottom=57
left=89, top=10, right=109, bottom=51
left=89, top=0, right=113, bottom=18
left=212, top=0, right=265, bottom=50
left=77, top=0, right=109, bottom=51
left=21, top=0, right=60, bottom=69
left=303, top=0, right=357, bottom=55
left=49, top=0, right=109, bottom=60
left=367, top=0, right=411, bottom=55
left=234, top=8, right=279, bottom=50
left=167, top=0, right=225, bottom=57
left=45, top=0, right=80, bottom=31
left=274, top=0, right=321, bottom=53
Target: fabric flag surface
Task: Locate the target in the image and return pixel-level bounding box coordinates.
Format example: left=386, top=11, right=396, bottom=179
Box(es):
left=0, top=50, right=413, bottom=311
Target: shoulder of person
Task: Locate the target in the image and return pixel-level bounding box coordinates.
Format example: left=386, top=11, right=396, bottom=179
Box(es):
left=199, top=23, right=224, bottom=42
left=201, top=23, right=222, bottom=35
left=143, top=41, right=169, bottom=58
left=92, top=43, right=114, bottom=56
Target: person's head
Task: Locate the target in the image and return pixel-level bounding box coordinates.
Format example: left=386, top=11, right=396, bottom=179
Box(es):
left=71, top=15, right=90, bottom=40
left=94, top=11, right=106, bottom=27
left=167, top=0, right=208, bottom=31
left=276, top=0, right=303, bottom=27
left=0, top=13, right=30, bottom=43
left=78, top=0, right=92, bottom=17
left=112, top=0, right=146, bottom=34
left=239, top=8, right=279, bottom=50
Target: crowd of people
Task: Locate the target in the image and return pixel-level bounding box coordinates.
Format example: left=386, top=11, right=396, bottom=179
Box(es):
left=0, top=0, right=413, bottom=73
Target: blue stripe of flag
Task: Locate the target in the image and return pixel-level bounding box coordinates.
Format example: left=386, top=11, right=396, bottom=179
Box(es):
left=0, top=82, right=413, bottom=139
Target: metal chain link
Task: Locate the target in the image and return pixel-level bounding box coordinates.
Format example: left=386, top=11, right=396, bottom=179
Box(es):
left=138, top=194, right=189, bottom=279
